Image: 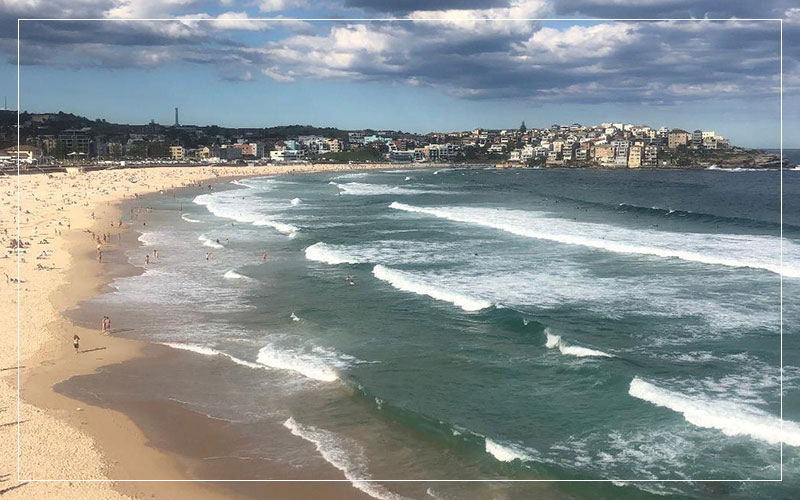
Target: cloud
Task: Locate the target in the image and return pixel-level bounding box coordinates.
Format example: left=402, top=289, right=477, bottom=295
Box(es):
left=1, top=0, right=795, bottom=105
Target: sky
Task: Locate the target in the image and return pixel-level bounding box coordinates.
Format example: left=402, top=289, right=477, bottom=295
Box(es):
left=1, top=1, right=799, bottom=148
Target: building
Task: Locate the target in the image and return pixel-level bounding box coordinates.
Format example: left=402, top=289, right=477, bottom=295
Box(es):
left=643, top=144, right=659, bottom=167
left=0, top=145, right=42, bottom=163
left=58, top=129, right=91, bottom=155
left=326, top=138, right=343, bottom=153
left=546, top=150, right=562, bottom=165
left=627, top=145, right=642, bottom=168
left=170, top=146, right=185, bottom=161
left=219, top=145, right=243, bottom=161
left=668, top=129, right=689, bottom=149
left=269, top=149, right=304, bottom=162
left=594, top=144, right=615, bottom=167
left=691, top=130, right=703, bottom=147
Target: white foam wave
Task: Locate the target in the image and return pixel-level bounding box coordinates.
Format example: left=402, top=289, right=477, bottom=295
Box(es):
left=223, top=270, right=253, bottom=280
left=283, top=417, right=408, bottom=500
left=389, top=202, right=800, bottom=278
left=628, top=377, right=800, bottom=446
left=231, top=179, right=256, bottom=188
left=305, top=242, right=360, bottom=265
left=161, top=343, right=262, bottom=369
left=290, top=197, right=302, bottom=206
left=137, top=232, right=158, bottom=246
left=485, top=438, right=537, bottom=463
left=198, top=234, right=224, bottom=249
left=256, top=344, right=339, bottom=382
left=333, top=182, right=447, bottom=196
left=194, top=192, right=297, bottom=237
left=331, top=172, right=370, bottom=180
left=181, top=214, right=202, bottom=223
left=372, top=264, right=491, bottom=312
left=706, top=166, right=773, bottom=172
left=252, top=219, right=298, bottom=236
left=545, top=329, right=613, bottom=358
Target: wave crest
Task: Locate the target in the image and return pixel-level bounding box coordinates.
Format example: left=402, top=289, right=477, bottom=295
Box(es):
left=629, top=377, right=800, bottom=446
left=372, top=264, right=492, bottom=312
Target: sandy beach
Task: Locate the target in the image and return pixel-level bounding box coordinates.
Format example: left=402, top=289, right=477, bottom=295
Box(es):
left=0, top=163, right=425, bottom=499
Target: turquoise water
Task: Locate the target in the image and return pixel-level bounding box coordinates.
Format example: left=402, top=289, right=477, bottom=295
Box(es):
left=92, top=167, right=800, bottom=499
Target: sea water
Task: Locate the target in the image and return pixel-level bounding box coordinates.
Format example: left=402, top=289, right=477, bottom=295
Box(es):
left=88, top=168, right=800, bottom=499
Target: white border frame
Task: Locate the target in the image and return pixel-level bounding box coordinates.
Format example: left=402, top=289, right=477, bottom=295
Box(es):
left=15, top=16, right=785, bottom=488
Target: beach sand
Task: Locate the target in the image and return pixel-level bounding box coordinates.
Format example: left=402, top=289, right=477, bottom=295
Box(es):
left=0, top=163, right=425, bottom=499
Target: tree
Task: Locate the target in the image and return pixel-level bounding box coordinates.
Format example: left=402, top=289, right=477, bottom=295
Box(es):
left=519, top=121, right=527, bottom=133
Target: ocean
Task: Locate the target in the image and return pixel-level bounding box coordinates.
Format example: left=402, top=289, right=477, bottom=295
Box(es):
left=81, top=167, right=800, bottom=499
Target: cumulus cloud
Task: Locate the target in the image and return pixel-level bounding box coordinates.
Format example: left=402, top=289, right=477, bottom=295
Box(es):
left=1, top=0, right=795, bottom=103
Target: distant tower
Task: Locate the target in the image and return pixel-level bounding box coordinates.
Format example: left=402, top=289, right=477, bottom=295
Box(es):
left=174, top=107, right=179, bottom=127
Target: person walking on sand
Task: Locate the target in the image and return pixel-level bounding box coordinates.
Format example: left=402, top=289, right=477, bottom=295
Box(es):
left=145, top=254, right=150, bottom=265
left=153, top=249, right=158, bottom=260
left=73, top=334, right=80, bottom=353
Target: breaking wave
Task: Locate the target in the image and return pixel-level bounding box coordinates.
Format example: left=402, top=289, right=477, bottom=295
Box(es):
left=256, top=343, right=341, bottom=382
left=181, top=214, right=203, bottom=223
left=198, top=234, right=223, bottom=249
left=485, top=438, right=538, bottom=463
left=333, top=182, right=449, bottom=196
left=194, top=192, right=297, bottom=236
left=372, top=264, right=492, bottom=312
left=544, top=329, right=613, bottom=358
left=389, top=202, right=800, bottom=278
left=283, top=417, right=408, bottom=500
left=305, top=242, right=360, bottom=265
left=628, top=377, right=800, bottom=446
left=223, top=270, right=253, bottom=280
left=161, top=342, right=262, bottom=369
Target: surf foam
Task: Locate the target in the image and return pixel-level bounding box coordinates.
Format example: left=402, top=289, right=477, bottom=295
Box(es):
left=372, top=264, right=492, bottom=312
left=485, top=438, right=538, bottom=463
left=161, top=342, right=262, bottom=369
left=181, top=214, right=202, bottom=223
left=629, top=377, right=800, bottom=447
left=290, top=197, right=302, bottom=206
left=389, top=202, right=800, bottom=278
left=198, top=234, right=223, bottom=249
left=544, top=329, right=613, bottom=358
left=333, top=182, right=447, bottom=196
left=305, top=242, right=360, bottom=265
left=223, top=270, right=252, bottom=280
left=283, top=417, right=408, bottom=500
left=256, top=344, right=339, bottom=382
left=194, top=191, right=298, bottom=237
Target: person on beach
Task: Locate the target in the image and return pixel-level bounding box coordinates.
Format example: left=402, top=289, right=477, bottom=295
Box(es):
left=73, top=334, right=80, bottom=353
left=145, top=254, right=150, bottom=265
left=153, top=249, right=158, bottom=260
left=262, top=251, right=267, bottom=261
left=98, top=250, right=102, bottom=263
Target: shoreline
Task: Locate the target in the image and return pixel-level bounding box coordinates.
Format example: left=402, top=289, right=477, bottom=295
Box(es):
left=1, top=163, right=426, bottom=499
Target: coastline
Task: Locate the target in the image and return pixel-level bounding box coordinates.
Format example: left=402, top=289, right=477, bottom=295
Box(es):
left=0, top=163, right=425, bottom=499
